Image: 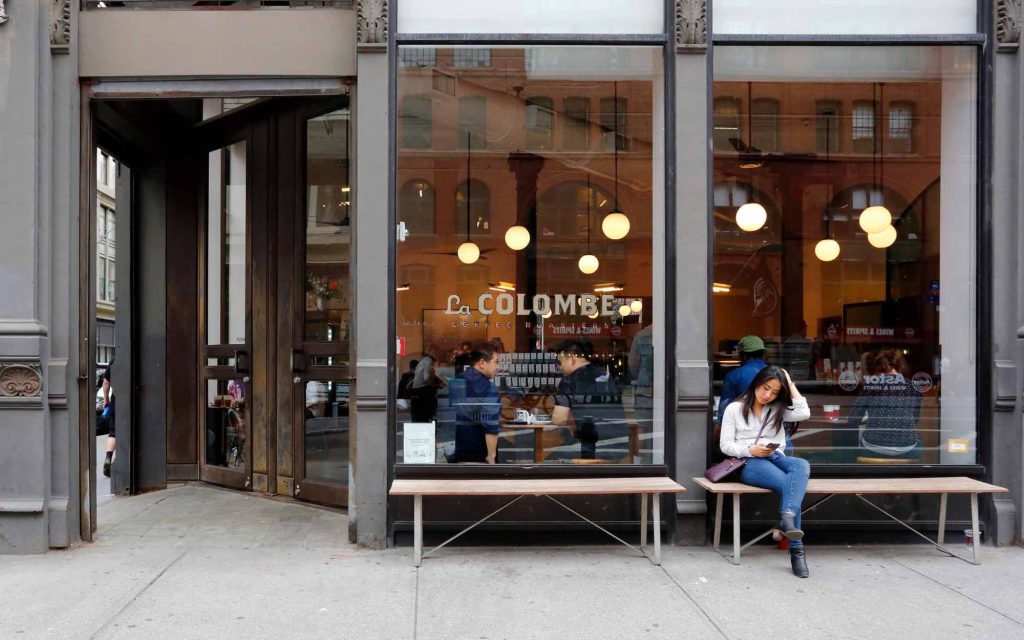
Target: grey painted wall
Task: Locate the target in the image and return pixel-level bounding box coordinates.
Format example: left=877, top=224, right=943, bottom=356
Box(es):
left=991, top=37, right=1023, bottom=545
left=351, top=45, right=391, bottom=549
left=0, top=0, right=81, bottom=553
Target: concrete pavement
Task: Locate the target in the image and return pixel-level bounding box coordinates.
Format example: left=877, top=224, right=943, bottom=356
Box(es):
left=2, top=484, right=1023, bottom=640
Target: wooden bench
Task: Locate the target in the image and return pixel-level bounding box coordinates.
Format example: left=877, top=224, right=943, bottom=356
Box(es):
left=694, top=476, right=1008, bottom=565
left=389, top=477, right=686, bottom=566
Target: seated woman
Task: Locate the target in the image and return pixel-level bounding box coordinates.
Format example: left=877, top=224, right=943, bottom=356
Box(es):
left=847, top=349, right=923, bottom=461
left=720, top=366, right=812, bottom=577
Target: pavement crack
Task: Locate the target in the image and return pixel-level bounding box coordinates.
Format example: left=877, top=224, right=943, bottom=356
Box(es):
left=889, top=557, right=1024, bottom=627
left=87, top=548, right=190, bottom=640
left=658, top=564, right=731, bottom=640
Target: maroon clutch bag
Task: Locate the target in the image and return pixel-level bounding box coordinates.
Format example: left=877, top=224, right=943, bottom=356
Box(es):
left=704, top=457, right=747, bottom=483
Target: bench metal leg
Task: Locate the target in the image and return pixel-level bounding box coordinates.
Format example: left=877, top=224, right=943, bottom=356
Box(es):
left=937, top=493, right=947, bottom=547
left=970, top=493, right=980, bottom=565
left=640, top=493, right=648, bottom=549
left=652, top=492, right=662, bottom=566
left=713, top=492, right=723, bottom=551
left=732, top=494, right=741, bottom=565
left=414, top=495, right=423, bottom=567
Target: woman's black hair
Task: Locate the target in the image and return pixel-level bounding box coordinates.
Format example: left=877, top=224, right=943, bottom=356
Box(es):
left=739, top=365, right=792, bottom=436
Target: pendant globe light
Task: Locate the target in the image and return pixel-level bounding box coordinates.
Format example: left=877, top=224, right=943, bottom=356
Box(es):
left=859, top=82, right=892, bottom=235
left=457, top=132, right=481, bottom=265
left=814, top=117, right=841, bottom=262
left=735, top=202, right=767, bottom=232
left=735, top=82, right=767, bottom=233
left=579, top=177, right=600, bottom=274
left=504, top=225, right=530, bottom=251
left=602, top=81, right=631, bottom=240
left=868, top=224, right=897, bottom=248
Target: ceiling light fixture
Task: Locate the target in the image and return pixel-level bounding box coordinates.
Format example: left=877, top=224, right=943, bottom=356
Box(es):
left=579, top=176, right=600, bottom=274
left=860, top=82, right=892, bottom=235
left=593, top=282, right=624, bottom=293
left=457, top=132, right=480, bottom=265
left=602, top=81, right=631, bottom=240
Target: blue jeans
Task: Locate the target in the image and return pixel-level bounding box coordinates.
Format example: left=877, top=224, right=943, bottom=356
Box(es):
left=739, top=453, right=811, bottom=548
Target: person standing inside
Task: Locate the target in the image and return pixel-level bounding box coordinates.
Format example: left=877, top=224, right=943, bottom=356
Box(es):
left=717, top=335, right=768, bottom=424
left=720, top=365, right=811, bottom=577
left=410, top=344, right=446, bottom=422
left=101, top=358, right=116, bottom=478
left=450, top=344, right=502, bottom=463
left=551, top=339, right=624, bottom=460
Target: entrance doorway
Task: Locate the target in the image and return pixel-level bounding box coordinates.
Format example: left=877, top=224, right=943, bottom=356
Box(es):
left=196, top=96, right=353, bottom=506
left=85, top=93, right=353, bottom=524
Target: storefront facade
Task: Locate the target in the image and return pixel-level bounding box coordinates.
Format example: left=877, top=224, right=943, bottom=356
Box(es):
left=0, top=0, right=1022, bottom=553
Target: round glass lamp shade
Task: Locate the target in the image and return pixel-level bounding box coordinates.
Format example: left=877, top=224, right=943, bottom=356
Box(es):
left=588, top=311, right=600, bottom=319
left=601, top=211, right=631, bottom=240
left=618, top=304, right=631, bottom=317
left=504, top=225, right=531, bottom=251
left=867, top=225, right=897, bottom=248
left=578, top=254, right=600, bottom=274
left=859, top=205, right=892, bottom=234
left=735, top=202, right=767, bottom=232
left=814, top=239, right=841, bottom=262
left=630, top=299, right=643, bottom=313
left=457, top=241, right=480, bottom=264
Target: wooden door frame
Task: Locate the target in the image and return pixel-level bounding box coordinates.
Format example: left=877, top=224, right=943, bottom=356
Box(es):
left=196, top=120, right=256, bottom=491
left=287, top=96, right=352, bottom=508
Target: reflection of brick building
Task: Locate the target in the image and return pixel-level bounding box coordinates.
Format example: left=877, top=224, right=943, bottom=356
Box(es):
left=397, top=48, right=656, bottom=360
left=712, top=81, right=943, bottom=371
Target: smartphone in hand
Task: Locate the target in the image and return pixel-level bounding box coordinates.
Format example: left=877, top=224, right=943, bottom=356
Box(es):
left=764, top=442, right=780, bottom=450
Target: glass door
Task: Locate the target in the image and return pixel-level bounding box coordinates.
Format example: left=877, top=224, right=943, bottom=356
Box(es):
left=199, top=139, right=253, bottom=489
left=292, top=102, right=352, bottom=506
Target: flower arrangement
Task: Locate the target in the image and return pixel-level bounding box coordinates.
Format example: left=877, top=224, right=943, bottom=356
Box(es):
left=306, top=274, right=339, bottom=300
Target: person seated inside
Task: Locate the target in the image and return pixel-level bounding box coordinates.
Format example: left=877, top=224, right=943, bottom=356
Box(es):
left=551, top=338, right=625, bottom=460
left=717, top=335, right=767, bottom=425
left=449, top=344, right=501, bottom=464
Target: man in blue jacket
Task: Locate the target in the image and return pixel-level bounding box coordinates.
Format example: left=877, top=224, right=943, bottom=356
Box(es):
left=449, top=344, right=502, bottom=464
left=716, top=335, right=767, bottom=424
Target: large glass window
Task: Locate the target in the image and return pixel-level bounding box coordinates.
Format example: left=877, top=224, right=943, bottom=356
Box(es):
left=713, top=46, right=978, bottom=466
left=396, top=45, right=665, bottom=466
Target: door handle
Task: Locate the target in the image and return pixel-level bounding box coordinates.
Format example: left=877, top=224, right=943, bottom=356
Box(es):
left=291, top=348, right=307, bottom=374
left=234, top=350, right=250, bottom=374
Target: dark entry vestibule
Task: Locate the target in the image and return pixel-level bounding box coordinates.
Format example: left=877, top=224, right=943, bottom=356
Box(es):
left=85, top=94, right=354, bottom=538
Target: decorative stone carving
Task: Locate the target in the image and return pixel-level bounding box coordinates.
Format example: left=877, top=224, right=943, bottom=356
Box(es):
left=0, top=0, right=9, bottom=26
left=0, top=363, right=43, bottom=398
left=676, top=0, right=707, bottom=50
left=997, top=0, right=1022, bottom=50
left=50, top=0, right=71, bottom=53
left=357, top=0, right=388, bottom=46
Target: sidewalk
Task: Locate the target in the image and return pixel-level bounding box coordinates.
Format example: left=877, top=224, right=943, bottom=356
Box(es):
left=2, top=484, right=1023, bottom=640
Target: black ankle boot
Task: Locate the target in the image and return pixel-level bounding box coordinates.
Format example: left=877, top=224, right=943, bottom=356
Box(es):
left=790, top=547, right=809, bottom=578
left=779, top=511, right=804, bottom=541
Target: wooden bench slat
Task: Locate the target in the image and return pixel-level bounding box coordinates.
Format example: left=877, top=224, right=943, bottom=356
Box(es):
left=390, top=476, right=686, bottom=496
left=694, top=476, right=1008, bottom=495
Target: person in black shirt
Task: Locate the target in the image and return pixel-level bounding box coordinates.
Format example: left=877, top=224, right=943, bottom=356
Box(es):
left=550, top=339, right=625, bottom=460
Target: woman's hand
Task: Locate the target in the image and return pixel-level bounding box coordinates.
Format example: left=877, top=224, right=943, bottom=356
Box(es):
left=782, top=368, right=802, bottom=400
left=748, top=444, right=774, bottom=457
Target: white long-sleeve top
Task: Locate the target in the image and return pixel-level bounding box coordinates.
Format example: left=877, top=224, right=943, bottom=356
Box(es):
left=719, top=397, right=810, bottom=458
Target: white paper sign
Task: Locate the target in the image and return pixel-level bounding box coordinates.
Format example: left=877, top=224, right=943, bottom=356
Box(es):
left=403, top=422, right=436, bottom=464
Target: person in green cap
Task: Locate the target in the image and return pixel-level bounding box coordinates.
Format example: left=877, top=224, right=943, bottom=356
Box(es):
left=716, top=335, right=767, bottom=424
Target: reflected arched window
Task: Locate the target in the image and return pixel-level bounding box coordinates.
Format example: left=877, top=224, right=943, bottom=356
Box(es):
left=713, top=97, right=741, bottom=152
left=455, top=179, right=490, bottom=235
left=751, top=98, right=780, bottom=152
left=536, top=180, right=614, bottom=240
left=400, top=179, right=435, bottom=235
left=401, top=95, right=432, bottom=149
left=526, top=96, right=555, bottom=150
